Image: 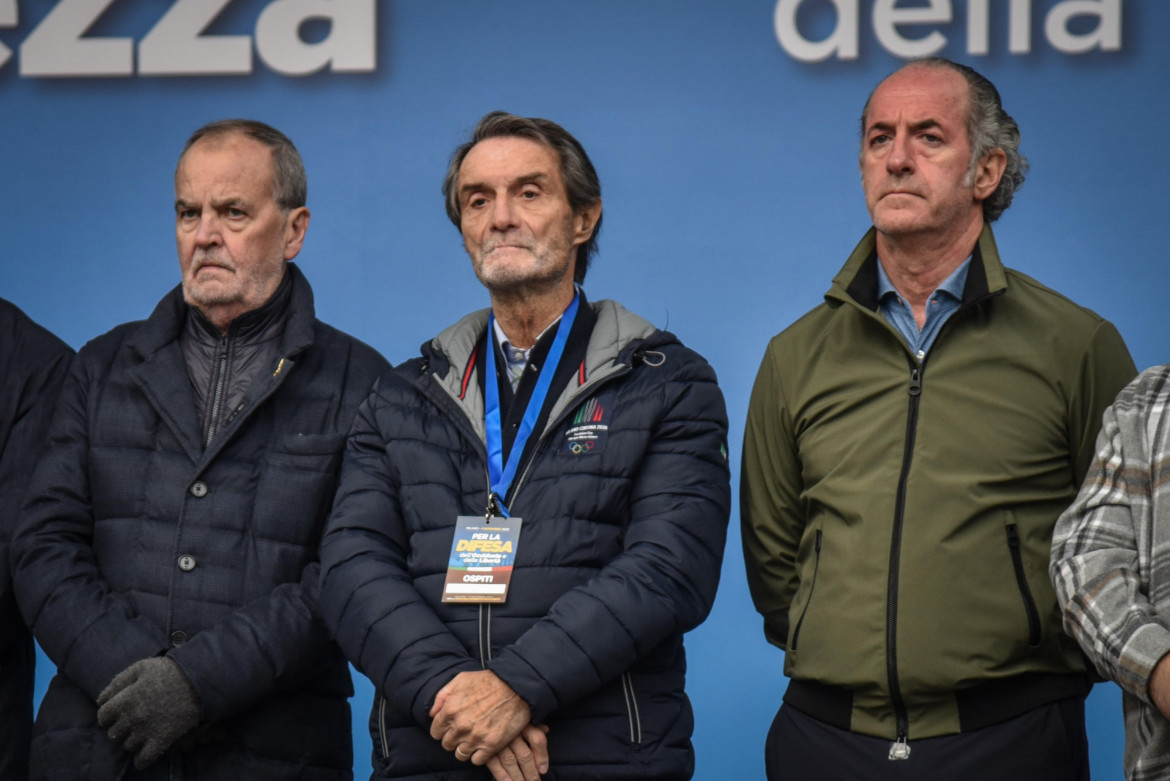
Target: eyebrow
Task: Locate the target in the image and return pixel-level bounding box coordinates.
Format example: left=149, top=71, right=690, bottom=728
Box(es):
left=460, top=172, right=551, bottom=198
left=868, top=118, right=943, bottom=135
left=173, top=197, right=249, bottom=212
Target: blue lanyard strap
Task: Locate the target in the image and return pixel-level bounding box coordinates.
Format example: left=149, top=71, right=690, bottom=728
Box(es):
left=484, top=292, right=580, bottom=517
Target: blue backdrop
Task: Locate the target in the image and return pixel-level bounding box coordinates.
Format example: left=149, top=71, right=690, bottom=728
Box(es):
left=2, top=1, right=1164, bottom=777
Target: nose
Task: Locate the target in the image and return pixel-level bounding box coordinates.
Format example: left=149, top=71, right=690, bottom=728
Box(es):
left=887, top=133, right=914, bottom=175
left=489, top=195, right=518, bottom=232
left=193, top=213, right=222, bottom=247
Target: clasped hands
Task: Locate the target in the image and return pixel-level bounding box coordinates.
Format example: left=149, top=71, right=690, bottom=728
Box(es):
left=429, top=670, right=549, bottom=781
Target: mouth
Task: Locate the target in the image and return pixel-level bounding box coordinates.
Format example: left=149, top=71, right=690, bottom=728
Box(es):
left=191, top=254, right=235, bottom=275
left=483, top=243, right=532, bottom=255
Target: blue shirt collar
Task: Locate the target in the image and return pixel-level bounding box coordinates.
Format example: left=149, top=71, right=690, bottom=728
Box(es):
left=876, top=255, right=971, bottom=305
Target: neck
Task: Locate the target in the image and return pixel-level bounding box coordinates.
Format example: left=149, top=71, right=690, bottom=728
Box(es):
left=875, top=217, right=983, bottom=313
left=198, top=305, right=243, bottom=335
left=490, top=284, right=576, bottom=350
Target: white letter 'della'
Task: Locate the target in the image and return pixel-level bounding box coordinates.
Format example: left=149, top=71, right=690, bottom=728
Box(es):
left=773, top=0, right=1122, bottom=62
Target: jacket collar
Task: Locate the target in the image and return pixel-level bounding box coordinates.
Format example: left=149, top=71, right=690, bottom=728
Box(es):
left=422, top=294, right=663, bottom=443
left=122, top=263, right=317, bottom=465
left=126, top=262, right=316, bottom=361
left=827, top=223, right=1007, bottom=312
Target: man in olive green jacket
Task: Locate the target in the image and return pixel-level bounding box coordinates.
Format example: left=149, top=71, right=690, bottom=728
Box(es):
left=741, top=58, right=1135, bottom=781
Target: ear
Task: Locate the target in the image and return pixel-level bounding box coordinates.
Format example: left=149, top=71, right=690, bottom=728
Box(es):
left=972, top=149, right=1007, bottom=203
left=571, top=200, right=602, bottom=247
left=282, top=206, right=311, bottom=260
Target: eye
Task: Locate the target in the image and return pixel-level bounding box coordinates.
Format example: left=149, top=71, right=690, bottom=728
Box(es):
left=520, top=189, right=539, bottom=199
left=227, top=207, right=246, bottom=218
left=869, top=133, right=890, bottom=147
left=921, top=133, right=942, bottom=144
left=468, top=196, right=487, bottom=209
left=177, top=208, right=198, bottom=220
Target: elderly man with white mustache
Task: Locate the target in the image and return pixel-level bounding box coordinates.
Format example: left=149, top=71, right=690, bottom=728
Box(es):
left=13, top=119, right=388, bottom=780
left=320, top=111, right=731, bottom=781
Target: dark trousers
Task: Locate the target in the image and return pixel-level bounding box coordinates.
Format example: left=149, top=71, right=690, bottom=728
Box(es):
left=766, top=698, right=1090, bottom=781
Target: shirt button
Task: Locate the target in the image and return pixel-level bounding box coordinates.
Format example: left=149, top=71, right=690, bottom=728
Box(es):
left=178, top=554, right=196, bottom=571
left=170, top=630, right=188, bottom=646
left=190, top=481, right=208, bottom=498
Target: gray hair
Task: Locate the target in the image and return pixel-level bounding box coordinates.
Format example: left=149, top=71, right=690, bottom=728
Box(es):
left=442, top=111, right=602, bottom=284
left=861, top=58, right=1027, bottom=222
left=179, top=119, right=307, bottom=211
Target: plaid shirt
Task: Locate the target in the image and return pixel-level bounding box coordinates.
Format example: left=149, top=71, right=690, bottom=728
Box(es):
left=1052, top=363, right=1170, bottom=780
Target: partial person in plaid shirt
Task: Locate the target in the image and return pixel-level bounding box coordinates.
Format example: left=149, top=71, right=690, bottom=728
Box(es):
left=1053, top=364, right=1170, bottom=781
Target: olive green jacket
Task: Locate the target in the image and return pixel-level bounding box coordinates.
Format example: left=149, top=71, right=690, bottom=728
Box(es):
left=741, top=224, right=1136, bottom=740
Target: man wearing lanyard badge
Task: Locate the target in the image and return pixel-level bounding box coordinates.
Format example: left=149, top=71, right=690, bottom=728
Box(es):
left=320, top=111, right=731, bottom=781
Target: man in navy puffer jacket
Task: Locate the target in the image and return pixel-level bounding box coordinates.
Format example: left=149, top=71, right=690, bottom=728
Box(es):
left=320, top=112, right=730, bottom=781
left=13, top=120, right=388, bottom=780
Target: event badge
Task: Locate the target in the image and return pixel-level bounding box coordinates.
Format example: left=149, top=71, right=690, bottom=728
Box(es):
left=442, top=516, right=522, bottom=603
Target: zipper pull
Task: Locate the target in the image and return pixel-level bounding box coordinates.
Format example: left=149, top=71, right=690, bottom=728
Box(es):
left=888, top=736, right=911, bottom=760
left=908, top=368, right=921, bottom=397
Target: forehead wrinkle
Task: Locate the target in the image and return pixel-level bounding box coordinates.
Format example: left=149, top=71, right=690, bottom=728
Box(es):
left=460, top=171, right=551, bottom=196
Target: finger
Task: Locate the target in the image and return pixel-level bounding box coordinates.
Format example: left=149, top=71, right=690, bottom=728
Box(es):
left=429, top=676, right=458, bottom=718
left=509, top=738, right=541, bottom=781
left=453, top=744, right=472, bottom=763
left=96, top=702, right=115, bottom=729
left=134, top=738, right=164, bottom=771
left=105, top=720, right=128, bottom=745
left=522, top=725, right=550, bottom=773
left=123, top=729, right=145, bottom=756
left=430, top=711, right=458, bottom=743
left=494, top=746, right=522, bottom=781
left=441, top=728, right=467, bottom=752
left=486, top=755, right=516, bottom=781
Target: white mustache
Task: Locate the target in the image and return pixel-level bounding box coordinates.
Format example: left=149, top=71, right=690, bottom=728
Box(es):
left=192, top=248, right=235, bottom=273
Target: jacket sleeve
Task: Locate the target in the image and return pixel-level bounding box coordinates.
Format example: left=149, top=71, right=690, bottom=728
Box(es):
left=739, top=337, right=805, bottom=650
left=165, top=561, right=338, bottom=724
left=1, top=326, right=72, bottom=630
left=12, top=353, right=171, bottom=700
left=1068, top=319, right=1137, bottom=484
left=1051, top=368, right=1170, bottom=702
left=485, top=350, right=731, bottom=722
left=319, top=382, right=481, bottom=728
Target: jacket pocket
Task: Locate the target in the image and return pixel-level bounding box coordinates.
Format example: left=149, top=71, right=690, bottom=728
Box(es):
left=1005, top=523, right=1042, bottom=647
left=790, top=529, right=823, bottom=652
left=620, top=672, right=643, bottom=745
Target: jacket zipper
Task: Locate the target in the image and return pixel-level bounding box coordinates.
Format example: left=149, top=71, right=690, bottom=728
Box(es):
left=477, top=603, right=493, bottom=666
left=377, top=694, right=389, bottom=762
left=1005, top=524, right=1042, bottom=646
left=886, top=363, right=922, bottom=760
left=475, top=363, right=633, bottom=677
left=790, top=529, right=822, bottom=652
left=620, top=671, right=643, bottom=744
left=203, top=332, right=230, bottom=447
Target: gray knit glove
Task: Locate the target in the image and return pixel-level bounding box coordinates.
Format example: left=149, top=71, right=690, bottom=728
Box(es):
left=97, top=657, right=202, bottom=770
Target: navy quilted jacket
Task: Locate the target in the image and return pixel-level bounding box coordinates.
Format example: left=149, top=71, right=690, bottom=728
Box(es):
left=320, top=299, right=730, bottom=780
left=13, top=265, right=388, bottom=780
left=0, top=299, right=72, bottom=781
